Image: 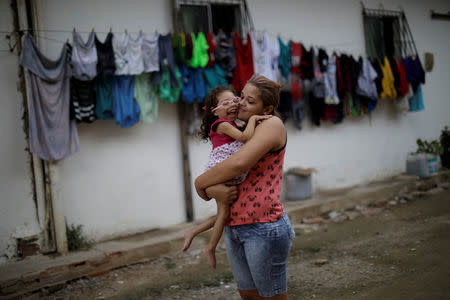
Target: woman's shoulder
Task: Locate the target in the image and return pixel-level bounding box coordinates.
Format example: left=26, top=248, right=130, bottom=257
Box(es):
left=257, top=115, right=285, bottom=130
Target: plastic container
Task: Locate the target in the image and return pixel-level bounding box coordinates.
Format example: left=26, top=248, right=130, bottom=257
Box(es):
left=406, top=153, right=428, bottom=178
left=426, top=155, right=438, bottom=175
left=285, top=168, right=313, bottom=201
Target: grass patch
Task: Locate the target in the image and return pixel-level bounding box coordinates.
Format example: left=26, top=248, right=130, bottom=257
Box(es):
left=66, top=224, right=93, bottom=251
left=306, top=247, right=321, bottom=253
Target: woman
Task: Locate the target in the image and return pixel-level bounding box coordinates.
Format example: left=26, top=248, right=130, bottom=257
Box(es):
left=195, top=75, right=295, bottom=300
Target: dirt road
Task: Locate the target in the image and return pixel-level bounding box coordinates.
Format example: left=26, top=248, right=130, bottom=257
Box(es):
left=46, top=188, right=450, bottom=300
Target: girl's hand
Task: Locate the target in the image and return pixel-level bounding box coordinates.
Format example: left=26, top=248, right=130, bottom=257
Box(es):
left=205, top=183, right=238, bottom=205
left=252, top=115, right=272, bottom=124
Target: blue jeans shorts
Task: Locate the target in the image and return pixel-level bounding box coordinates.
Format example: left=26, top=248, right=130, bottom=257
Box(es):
left=224, top=211, right=295, bottom=297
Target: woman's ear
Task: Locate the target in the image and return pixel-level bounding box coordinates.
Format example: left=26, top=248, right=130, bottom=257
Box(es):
left=263, top=105, right=274, bottom=115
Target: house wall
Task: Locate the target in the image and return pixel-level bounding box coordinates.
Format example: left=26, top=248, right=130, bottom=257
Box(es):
left=0, top=0, right=40, bottom=261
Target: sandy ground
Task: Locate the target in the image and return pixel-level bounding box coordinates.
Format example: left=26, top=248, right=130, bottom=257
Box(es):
left=44, top=187, right=450, bottom=300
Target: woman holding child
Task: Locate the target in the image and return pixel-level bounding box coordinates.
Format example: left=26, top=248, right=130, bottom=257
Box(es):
left=194, top=75, right=295, bottom=300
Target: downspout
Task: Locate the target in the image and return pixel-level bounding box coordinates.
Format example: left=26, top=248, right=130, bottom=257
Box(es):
left=172, top=0, right=194, bottom=222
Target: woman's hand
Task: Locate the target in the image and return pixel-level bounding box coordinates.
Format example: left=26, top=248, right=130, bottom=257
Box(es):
left=252, top=114, right=272, bottom=124
left=205, top=183, right=238, bottom=205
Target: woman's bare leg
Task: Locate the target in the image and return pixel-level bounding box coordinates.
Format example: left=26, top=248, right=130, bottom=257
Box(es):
left=182, top=215, right=217, bottom=251
left=203, top=201, right=229, bottom=269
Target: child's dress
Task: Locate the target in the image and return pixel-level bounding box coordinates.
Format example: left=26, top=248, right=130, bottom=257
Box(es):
left=205, top=119, right=248, bottom=184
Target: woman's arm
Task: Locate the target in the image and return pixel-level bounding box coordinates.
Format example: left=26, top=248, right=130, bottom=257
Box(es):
left=195, top=117, right=286, bottom=199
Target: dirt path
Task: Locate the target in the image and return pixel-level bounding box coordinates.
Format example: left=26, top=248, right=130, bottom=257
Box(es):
left=45, top=188, right=450, bottom=300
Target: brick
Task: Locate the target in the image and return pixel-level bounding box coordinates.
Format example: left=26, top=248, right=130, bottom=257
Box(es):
left=361, top=207, right=384, bottom=216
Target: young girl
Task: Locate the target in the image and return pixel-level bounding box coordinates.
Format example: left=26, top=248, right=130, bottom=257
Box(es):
left=182, top=86, right=270, bottom=269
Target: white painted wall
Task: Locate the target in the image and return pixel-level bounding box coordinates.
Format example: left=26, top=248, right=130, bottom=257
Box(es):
left=37, top=0, right=185, bottom=241
left=189, top=0, right=450, bottom=217
left=2, top=0, right=449, bottom=254
left=0, top=0, right=40, bottom=261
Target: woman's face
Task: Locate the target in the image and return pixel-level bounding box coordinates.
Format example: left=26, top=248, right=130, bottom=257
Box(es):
left=238, top=83, right=265, bottom=121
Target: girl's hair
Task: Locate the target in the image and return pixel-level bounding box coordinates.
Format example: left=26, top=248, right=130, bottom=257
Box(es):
left=198, top=86, right=236, bottom=141
left=246, top=75, right=282, bottom=117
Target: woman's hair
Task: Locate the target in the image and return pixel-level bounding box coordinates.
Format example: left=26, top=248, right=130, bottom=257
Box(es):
left=246, top=75, right=282, bottom=116
left=198, top=86, right=236, bottom=141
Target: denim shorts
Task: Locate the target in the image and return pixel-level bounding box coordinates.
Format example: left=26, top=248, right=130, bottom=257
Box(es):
left=224, top=211, right=295, bottom=297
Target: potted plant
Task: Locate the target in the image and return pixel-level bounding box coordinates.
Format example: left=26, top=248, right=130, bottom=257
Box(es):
left=440, top=126, right=450, bottom=169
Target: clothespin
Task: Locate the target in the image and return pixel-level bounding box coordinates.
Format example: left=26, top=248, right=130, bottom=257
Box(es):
left=109, top=27, right=112, bottom=33
left=91, top=27, right=95, bottom=33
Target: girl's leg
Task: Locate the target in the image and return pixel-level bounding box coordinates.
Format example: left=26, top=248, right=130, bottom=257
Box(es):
left=182, top=215, right=217, bottom=251
left=203, top=201, right=229, bottom=269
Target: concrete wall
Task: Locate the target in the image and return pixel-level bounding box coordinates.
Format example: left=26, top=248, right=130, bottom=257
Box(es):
left=1, top=0, right=449, bottom=256
left=36, top=0, right=186, bottom=241
left=0, top=0, right=40, bottom=261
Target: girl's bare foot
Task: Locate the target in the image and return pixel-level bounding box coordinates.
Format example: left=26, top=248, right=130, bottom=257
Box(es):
left=182, top=228, right=196, bottom=252
left=203, top=246, right=216, bottom=269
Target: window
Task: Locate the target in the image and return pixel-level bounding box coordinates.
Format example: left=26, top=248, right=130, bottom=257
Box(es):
left=362, top=6, right=418, bottom=59
left=175, top=0, right=251, bottom=36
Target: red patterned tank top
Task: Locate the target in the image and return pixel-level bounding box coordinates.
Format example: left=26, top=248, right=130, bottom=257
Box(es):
left=227, top=146, right=286, bottom=226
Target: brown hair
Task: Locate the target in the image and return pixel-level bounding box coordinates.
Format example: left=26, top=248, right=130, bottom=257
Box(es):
left=198, top=86, right=237, bottom=141
left=246, top=75, right=282, bottom=116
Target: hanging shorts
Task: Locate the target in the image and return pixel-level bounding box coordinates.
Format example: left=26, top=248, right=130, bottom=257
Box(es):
left=224, top=211, right=295, bottom=297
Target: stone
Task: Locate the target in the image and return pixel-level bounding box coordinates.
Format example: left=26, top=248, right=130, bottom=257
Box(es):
left=328, top=211, right=340, bottom=219
left=344, top=211, right=361, bottom=220
left=361, top=207, right=384, bottom=216
left=314, top=258, right=328, bottom=266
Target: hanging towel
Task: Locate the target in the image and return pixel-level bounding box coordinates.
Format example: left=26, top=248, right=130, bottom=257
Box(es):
left=278, top=37, right=291, bottom=79
left=19, top=33, right=79, bottom=161
left=70, top=78, right=96, bottom=123
left=113, top=32, right=145, bottom=75
left=112, top=75, right=140, bottom=128
left=206, top=32, right=217, bottom=67
left=250, top=31, right=273, bottom=80
left=71, top=31, right=97, bottom=80
left=94, top=75, right=113, bottom=119
left=95, top=32, right=116, bottom=76
left=232, top=32, right=254, bottom=93
left=153, top=34, right=178, bottom=88
left=134, top=73, right=159, bottom=123
left=142, top=32, right=160, bottom=73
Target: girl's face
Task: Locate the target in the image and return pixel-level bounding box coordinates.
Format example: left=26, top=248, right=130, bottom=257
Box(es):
left=238, top=83, right=271, bottom=121
left=213, top=91, right=240, bottom=121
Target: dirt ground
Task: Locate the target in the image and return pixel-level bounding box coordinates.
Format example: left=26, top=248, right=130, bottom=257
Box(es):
left=44, top=187, right=450, bottom=300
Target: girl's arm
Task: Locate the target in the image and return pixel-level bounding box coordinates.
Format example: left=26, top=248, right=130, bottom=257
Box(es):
left=195, top=116, right=286, bottom=200
left=216, top=115, right=272, bottom=143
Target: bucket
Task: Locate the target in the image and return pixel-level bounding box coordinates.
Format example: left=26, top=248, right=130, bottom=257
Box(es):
left=285, top=168, right=313, bottom=201
left=406, top=153, right=428, bottom=178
